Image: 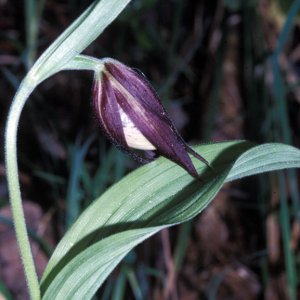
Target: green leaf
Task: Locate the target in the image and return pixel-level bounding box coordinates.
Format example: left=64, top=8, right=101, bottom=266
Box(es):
left=40, top=141, right=300, bottom=299
left=0, top=280, right=12, bottom=300
left=27, top=0, right=131, bottom=83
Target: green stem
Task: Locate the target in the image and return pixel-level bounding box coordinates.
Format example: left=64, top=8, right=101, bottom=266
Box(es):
left=4, top=54, right=101, bottom=299
left=5, top=77, right=41, bottom=300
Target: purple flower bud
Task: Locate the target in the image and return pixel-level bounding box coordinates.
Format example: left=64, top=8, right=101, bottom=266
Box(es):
left=93, top=58, right=209, bottom=178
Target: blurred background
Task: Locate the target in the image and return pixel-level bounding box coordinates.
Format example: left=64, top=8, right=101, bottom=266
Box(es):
left=0, top=0, right=300, bottom=299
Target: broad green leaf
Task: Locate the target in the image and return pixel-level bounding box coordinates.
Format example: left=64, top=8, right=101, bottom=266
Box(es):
left=40, top=141, right=300, bottom=299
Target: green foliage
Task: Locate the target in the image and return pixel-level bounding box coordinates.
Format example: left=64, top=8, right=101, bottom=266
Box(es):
left=5, top=2, right=132, bottom=299
left=39, top=141, right=300, bottom=299
left=5, top=0, right=300, bottom=299
left=27, top=0, right=131, bottom=83
left=0, top=280, right=12, bottom=300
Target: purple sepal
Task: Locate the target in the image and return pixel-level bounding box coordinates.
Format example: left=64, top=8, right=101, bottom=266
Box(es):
left=93, top=72, right=152, bottom=164
left=93, top=58, right=209, bottom=178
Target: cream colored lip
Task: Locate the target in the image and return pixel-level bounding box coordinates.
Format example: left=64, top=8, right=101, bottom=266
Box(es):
left=106, top=71, right=156, bottom=151
left=118, top=104, right=156, bottom=150
left=95, top=71, right=155, bottom=150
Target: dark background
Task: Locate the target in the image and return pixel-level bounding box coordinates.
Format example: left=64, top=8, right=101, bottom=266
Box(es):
left=0, top=0, right=300, bottom=299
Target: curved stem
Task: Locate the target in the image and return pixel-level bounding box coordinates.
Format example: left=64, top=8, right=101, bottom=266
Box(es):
left=5, top=78, right=41, bottom=300
left=4, top=55, right=100, bottom=300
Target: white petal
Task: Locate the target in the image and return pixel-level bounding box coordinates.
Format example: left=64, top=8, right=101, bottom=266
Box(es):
left=118, top=105, right=156, bottom=150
